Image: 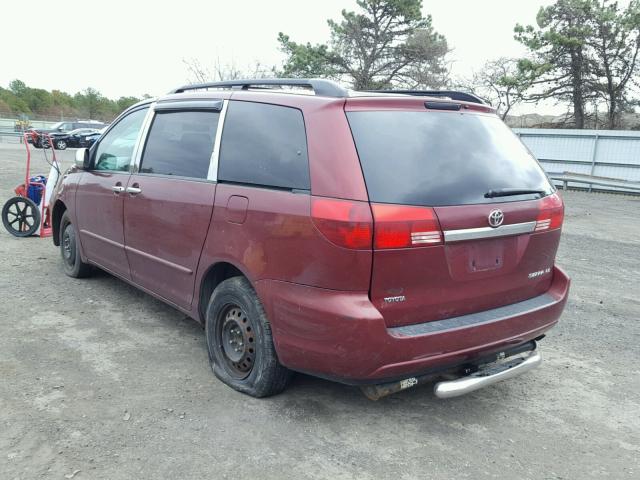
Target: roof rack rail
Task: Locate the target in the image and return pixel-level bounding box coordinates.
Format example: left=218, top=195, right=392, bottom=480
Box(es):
left=169, top=78, right=349, bottom=98
left=367, top=90, right=487, bottom=105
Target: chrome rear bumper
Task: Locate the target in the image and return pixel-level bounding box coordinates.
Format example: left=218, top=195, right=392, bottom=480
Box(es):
left=433, top=350, right=542, bottom=399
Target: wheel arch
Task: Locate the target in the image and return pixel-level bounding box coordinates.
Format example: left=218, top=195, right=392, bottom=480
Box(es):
left=197, top=261, right=247, bottom=323
left=51, top=199, right=67, bottom=246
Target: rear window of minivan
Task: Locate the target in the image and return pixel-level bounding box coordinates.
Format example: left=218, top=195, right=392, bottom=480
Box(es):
left=347, top=111, right=553, bottom=206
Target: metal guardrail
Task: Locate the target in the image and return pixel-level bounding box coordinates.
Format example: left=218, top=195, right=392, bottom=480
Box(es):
left=549, top=172, right=640, bottom=193
left=0, top=130, right=24, bottom=136
left=0, top=117, right=58, bottom=130
left=0, top=129, right=27, bottom=143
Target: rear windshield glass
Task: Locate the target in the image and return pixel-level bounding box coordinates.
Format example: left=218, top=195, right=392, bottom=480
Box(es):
left=347, top=111, right=553, bottom=206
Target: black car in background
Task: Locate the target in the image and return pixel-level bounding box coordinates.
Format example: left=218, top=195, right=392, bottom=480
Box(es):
left=77, top=129, right=103, bottom=148
left=28, top=120, right=107, bottom=148
left=48, top=128, right=104, bottom=150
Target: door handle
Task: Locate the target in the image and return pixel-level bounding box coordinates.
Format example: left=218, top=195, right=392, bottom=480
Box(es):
left=112, top=185, right=125, bottom=193
left=126, top=186, right=142, bottom=195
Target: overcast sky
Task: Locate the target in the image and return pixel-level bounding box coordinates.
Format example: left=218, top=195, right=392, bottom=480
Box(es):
left=2, top=0, right=557, bottom=109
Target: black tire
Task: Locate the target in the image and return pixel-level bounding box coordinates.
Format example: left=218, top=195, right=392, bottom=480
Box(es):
left=2, top=196, right=40, bottom=237
left=205, top=276, right=292, bottom=397
left=55, top=139, right=67, bottom=150
left=59, top=211, right=92, bottom=278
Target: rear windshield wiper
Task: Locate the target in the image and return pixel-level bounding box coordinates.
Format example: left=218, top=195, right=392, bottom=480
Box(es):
left=484, top=188, right=546, bottom=198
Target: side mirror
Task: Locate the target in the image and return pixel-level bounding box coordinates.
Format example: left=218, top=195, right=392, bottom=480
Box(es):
left=75, top=148, right=90, bottom=169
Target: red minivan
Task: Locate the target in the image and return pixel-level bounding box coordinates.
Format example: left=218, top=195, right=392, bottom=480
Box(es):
left=50, top=79, right=570, bottom=399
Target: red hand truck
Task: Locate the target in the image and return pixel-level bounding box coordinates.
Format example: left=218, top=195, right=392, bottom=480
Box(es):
left=1, top=132, right=61, bottom=237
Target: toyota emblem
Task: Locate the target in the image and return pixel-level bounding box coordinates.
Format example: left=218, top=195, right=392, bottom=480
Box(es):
left=488, top=209, right=504, bottom=228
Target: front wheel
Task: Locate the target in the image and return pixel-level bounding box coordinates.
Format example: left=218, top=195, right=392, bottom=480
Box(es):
left=2, top=196, right=40, bottom=237
left=205, top=276, right=292, bottom=397
left=59, top=211, right=92, bottom=278
left=55, top=139, right=67, bottom=150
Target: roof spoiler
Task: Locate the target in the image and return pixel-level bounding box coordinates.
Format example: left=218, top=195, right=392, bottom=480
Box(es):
left=366, top=90, right=487, bottom=105
left=169, top=78, right=349, bottom=98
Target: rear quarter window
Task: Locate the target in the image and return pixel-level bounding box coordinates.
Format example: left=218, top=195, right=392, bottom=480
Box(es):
left=218, top=101, right=310, bottom=190
left=347, top=111, right=553, bottom=206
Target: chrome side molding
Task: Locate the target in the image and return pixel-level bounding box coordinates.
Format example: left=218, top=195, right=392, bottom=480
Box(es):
left=433, top=350, right=542, bottom=399
left=443, top=221, right=536, bottom=243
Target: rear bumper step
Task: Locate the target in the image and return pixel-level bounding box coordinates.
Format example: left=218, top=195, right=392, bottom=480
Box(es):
left=433, top=350, right=541, bottom=398
left=361, top=341, right=541, bottom=400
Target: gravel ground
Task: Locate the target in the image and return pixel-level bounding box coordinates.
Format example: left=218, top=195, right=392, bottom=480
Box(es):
left=0, top=142, right=639, bottom=479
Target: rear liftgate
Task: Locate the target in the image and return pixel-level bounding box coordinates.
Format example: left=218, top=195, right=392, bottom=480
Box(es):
left=361, top=340, right=541, bottom=400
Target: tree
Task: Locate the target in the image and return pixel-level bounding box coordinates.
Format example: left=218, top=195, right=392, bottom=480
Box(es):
left=183, top=57, right=273, bottom=83
left=457, top=58, right=530, bottom=120
left=0, top=98, right=12, bottom=116
left=587, top=0, right=640, bottom=129
left=1, top=80, right=143, bottom=120
left=9, top=79, right=27, bottom=96
left=277, top=36, right=334, bottom=79
left=75, top=87, right=105, bottom=119
left=51, top=89, right=75, bottom=117
left=394, top=27, right=451, bottom=88
left=116, top=96, right=142, bottom=112
left=24, top=87, right=54, bottom=114
left=515, top=0, right=596, bottom=128
left=1, top=83, right=30, bottom=114
left=278, top=0, right=449, bottom=90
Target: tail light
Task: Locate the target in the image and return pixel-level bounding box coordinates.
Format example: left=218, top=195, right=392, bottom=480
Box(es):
left=311, top=197, right=373, bottom=249
left=371, top=204, right=442, bottom=249
left=535, top=193, right=564, bottom=231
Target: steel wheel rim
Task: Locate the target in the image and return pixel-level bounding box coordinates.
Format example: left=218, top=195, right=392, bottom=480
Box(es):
left=218, top=305, right=256, bottom=379
left=7, top=199, right=36, bottom=233
left=62, top=224, right=75, bottom=266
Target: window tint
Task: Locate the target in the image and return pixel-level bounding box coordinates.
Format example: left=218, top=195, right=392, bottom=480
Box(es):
left=347, top=111, right=553, bottom=206
left=218, top=101, right=309, bottom=189
left=94, top=107, right=148, bottom=172
left=140, top=111, right=219, bottom=179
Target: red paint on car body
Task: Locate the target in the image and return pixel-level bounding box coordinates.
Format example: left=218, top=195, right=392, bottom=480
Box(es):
left=52, top=87, right=570, bottom=386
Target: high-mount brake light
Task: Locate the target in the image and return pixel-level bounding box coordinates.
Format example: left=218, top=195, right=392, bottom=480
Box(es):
left=535, top=193, right=564, bottom=231
left=371, top=204, right=443, bottom=249
left=311, top=197, right=373, bottom=249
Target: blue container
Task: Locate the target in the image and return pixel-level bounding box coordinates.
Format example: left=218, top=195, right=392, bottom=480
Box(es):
left=27, top=175, right=47, bottom=205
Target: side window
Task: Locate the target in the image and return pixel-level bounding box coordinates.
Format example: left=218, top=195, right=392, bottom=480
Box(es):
left=94, top=108, right=148, bottom=172
left=140, top=111, right=219, bottom=179
left=218, top=101, right=310, bottom=190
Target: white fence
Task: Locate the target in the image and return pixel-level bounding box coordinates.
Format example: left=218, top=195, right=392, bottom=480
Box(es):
left=515, top=128, right=640, bottom=194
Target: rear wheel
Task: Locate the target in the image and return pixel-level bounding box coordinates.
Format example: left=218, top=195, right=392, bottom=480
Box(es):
left=59, top=211, right=92, bottom=278
left=2, top=196, right=40, bottom=237
left=205, top=276, right=291, bottom=397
